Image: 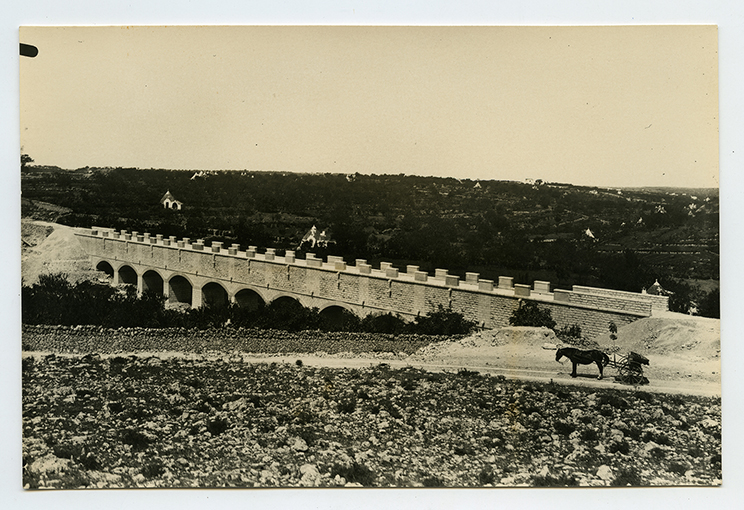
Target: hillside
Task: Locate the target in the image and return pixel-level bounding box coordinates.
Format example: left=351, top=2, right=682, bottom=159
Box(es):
left=21, top=219, right=99, bottom=285
left=21, top=167, right=719, bottom=306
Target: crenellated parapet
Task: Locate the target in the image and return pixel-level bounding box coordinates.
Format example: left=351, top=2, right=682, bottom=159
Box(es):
left=76, top=226, right=668, bottom=339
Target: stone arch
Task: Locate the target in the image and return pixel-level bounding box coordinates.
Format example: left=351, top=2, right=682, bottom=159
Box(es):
left=142, top=270, right=164, bottom=297
left=234, top=288, right=266, bottom=311
left=117, top=265, right=138, bottom=286
left=168, top=275, right=193, bottom=306
left=319, top=304, right=358, bottom=330
left=95, top=260, right=114, bottom=279
left=270, top=295, right=304, bottom=309
left=202, top=281, right=229, bottom=309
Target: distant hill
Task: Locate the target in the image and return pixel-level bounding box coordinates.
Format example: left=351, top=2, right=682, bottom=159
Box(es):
left=21, top=167, right=719, bottom=302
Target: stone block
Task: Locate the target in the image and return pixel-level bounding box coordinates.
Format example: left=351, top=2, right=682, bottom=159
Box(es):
left=335, top=261, right=347, bottom=271
left=465, top=272, right=480, bottom=284
left=533, top=280, right=551, bottom=294
left=406, top=265, right=419, bottom=274
left=355, top=259, right=367, bottom=267
left=359, top=264, right=372, bottom=274
left=435, top=269, right=448, bottom=280
left=193, top=240, right=204, bottom=251
left=479, top=279, right=494, bottom=291
left=514, top=284, right=531, bottom=297
left=307, top=258, right=323, bottom=268
left=265, top=248, right=275, bottom=261
left=385, top=267, right=399, bottom=278
left=445, top=275, right=460, bottom=287
left=380, top=262, right=393, bottom=272
left=498, top=276, right=514, bottom=289
left=414, top=271, right=428, bottom=282
left=285, top=250, right=295, bottom=263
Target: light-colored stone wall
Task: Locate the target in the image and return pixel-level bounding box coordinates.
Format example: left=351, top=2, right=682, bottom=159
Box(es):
left=77, top=227, right=662, bottom=339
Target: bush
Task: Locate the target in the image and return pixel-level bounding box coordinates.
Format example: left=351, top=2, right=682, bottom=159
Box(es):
left=508, top=301, right=556, bottom=329
left=556, top=324, right=582, bottom=343
left=611, top=467, right=642, bottom=486
left=359, top=313, right=408, bottom=335
left=331, top=461, right=376, bottom=486
left=408, top=305, right=476, bottom=336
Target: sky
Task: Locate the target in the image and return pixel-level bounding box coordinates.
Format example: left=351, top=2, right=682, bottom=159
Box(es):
left=20, top=25, right=718, bottom=188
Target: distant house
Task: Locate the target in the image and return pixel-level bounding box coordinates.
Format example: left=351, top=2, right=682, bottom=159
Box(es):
left=160, top=190, right=183, bottom=210
left=644, top=279, right=672, bottom=296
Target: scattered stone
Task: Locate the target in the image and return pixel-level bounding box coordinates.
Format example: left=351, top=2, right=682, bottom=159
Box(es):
left=596, top=465, right=613, bottom=482
left=291, top=437, right=309, bottom=452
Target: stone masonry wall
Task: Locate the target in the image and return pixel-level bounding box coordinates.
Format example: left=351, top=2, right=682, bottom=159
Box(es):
left=76, top=228, right=657, bottom=339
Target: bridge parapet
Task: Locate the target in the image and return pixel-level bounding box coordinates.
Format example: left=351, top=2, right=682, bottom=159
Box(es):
left=78, top=227, right=666, bottom=337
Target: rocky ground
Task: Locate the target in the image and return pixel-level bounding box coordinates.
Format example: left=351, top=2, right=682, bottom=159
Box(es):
left=20, top=220, right=723, bottom=489
left=22, top=351, right=721, bottom=489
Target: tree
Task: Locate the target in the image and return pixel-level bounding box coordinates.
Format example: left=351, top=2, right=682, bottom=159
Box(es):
left=508, top=301, right=557, bottom=329
left=21, top=152, right=34, bottom=171
left=697, top=288, right=720, bottom=319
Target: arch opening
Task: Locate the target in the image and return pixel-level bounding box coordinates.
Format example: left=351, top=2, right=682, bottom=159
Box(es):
left=118, top=265, right=137, bottom=286
left=270, top=296, right=303, bottom=312
left=202, top=282, right=229, bottom=309
left=320, top=305, right=360, bottom=331
left=235, top=288, right=265, bottom=311
left=95, top=261, right=114, bottom=280
left=142, top=270, right=164, bottom=297
left=168, top=275, right=192, bottom=306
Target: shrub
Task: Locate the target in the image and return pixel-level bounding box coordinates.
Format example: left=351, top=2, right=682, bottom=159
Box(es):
left=359, top=313, right=408, bottom=335
left=120, top=429, right=153, bottom=451
left=556, top=324, right=582, bottom=343
left=206, top=417, right=229, bottom=436
left=611, top=467, right=642, bottom=486
left=408, top=305, right=476, bottom=336
left=508, top=301, right=556, bottom=329
left=609, top=441, right=630, bottom=454
left=422, top=475, right=445, bottom=487
left=532, top=473, right=579, bottom=487
left=477, top=467, right=495, bottom=485
left=331, top=461, right=376, bottom=486
left=337, top=396, right=357, bottom=414
left=553, top=420, right=576, bottom=436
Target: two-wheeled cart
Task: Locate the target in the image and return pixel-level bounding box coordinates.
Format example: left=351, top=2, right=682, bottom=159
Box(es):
left=606, top=351, right=650, bottom=385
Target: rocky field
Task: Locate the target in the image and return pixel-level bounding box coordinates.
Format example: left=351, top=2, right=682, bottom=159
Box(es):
left=22, top=350, right=722, bottom=489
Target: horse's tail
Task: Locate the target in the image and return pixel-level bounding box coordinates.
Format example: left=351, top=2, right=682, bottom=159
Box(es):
left=602, top=352, right=610, bottom=367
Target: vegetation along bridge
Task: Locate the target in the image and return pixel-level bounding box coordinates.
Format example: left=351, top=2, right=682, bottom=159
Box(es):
left=75, top=227, right=669, bottom=338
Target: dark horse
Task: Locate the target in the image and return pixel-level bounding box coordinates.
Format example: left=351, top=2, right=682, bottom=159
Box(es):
left=556, top=347, right=610, bottom=380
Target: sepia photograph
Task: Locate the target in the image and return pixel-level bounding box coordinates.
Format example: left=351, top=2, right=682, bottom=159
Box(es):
left=18, top=23, right=724, bottom=494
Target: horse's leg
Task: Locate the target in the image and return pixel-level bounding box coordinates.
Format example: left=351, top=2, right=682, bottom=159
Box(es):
left=596, top=361, right=603, bottom=380
left=571, top=362, right=578, bottom=378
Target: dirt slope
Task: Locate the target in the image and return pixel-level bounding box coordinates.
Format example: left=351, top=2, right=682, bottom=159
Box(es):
left=593, top=314, right=721, bottom=358
left=21, top=220, right=98, bottom=285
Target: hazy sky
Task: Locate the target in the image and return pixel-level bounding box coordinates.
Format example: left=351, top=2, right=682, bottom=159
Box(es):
left=20, top=25, right=718, bottom=188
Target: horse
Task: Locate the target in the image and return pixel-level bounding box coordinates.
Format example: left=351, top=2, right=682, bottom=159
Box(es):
left=556, top=347, right=610, bottom=380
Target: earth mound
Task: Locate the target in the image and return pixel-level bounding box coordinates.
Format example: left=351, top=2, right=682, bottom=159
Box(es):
left=593, top=315, right=720, bottom=359
left=22, top=220, right=99, bottom=285
left=411, top=327, right=557, bottom=359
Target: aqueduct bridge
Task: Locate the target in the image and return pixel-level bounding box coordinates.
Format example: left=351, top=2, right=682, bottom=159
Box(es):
left=75, top=227, right=669, bottom=339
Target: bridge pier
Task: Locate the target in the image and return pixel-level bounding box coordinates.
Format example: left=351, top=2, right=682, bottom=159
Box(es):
left=192, top=285, right=203, bottom=309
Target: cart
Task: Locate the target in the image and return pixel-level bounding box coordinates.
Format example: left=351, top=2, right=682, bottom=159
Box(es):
left=607, top=351, right=650, bottom=385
